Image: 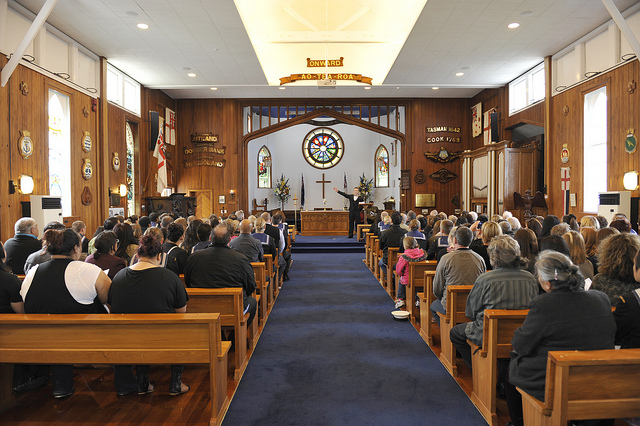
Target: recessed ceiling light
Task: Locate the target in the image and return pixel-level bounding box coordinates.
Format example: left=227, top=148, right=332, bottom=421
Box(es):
left=520, top=11, right=534, bottom=17
left=137, top=23, right=149, bottom=30
left=432, top=87, right=439, bottom=90
left=279, top=86, right=286, bottom=90
left=508, top=22, right=520, bottom=29
left=125, top=11, right=138, bottom=17
left=461, top=66, right=471, bottom=70
left=455, top=72, right=464, bottom=77
left=210, top=87, right=218, bottom=91
left=182, top=67, right=191, bottom=71
left=187, top=73, right=197, bottom=77
left=364, top=86, right=371, bottom=90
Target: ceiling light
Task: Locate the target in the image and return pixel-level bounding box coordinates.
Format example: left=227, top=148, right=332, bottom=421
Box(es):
left=364, top=86, right=371, bottom=90
left=455, top=72, right=464, bottom=77
left=432, top=87, right=439, bottom=90
left=137, top=23, right=149, bottom=30
left=508, top=22, right=520, bottom=29
left=187, top=73, right=197, bottom=77
left=210, top=87, right=218, bottom=91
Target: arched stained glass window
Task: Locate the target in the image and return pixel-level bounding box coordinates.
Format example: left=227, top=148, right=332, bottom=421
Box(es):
left=126, top=122, right=135, bottom=215
left=258, top=145, right=272, bottom=188
left=375, top=145, right=389, bottom=187
left=48, top=89, right=71, bottom=215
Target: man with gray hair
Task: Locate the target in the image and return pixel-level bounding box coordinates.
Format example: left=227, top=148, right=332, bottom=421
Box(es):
left=449, top=235, right=538, bottom=369
left=185, top=224, right=258, bottom=326
left=431, top=226, right=486, bottom=323
left=230, top=219, right=263, bottom=262
left=4, top=217, right=41, bottom=274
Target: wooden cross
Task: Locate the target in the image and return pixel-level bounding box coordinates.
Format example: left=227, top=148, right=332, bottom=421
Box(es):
left=316, top=172, right=331, bottom=199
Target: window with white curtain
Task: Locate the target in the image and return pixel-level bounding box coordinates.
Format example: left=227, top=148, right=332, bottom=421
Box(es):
left=509, top=63, right=545, bottom=115
left=48, top=89, right=72, bottom=216
left=107, top=64, right=140, bottom=115
left=583, top=86, right=607, bottom=213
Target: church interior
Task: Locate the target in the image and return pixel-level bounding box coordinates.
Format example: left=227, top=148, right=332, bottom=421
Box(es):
left=2, top=0, right=640, bottom=424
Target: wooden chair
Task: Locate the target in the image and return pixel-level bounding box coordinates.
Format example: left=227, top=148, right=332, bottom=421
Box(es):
left=468, top=309, right=529, bottom=426
left=251, top=261, right=269, bottom=326
left=418, top=270, right=437, bottom=346
left=186, top=288, right=251, bottom=380
left=405, top=260, right=437, bottom=322
left=437, top=285, right=473, bottom=376
left=0, top=313, right=230, bottom=426
left=518, top=348, right=640, bottom=426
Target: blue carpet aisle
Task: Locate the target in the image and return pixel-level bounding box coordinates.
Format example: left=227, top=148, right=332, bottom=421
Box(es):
left=223, top=237, right=484, bottom=425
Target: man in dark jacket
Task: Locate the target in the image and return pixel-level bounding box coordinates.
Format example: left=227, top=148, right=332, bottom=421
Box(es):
left=378, top=211, right=407, bottom=277
left=333, top=186, right=364, bottom=238
left=4, top=217, right=41, bottom=275
left=185, top=224, right=257, bottom=326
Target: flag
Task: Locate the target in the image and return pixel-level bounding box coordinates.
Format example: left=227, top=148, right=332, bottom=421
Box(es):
left=153, top=117, right=167, bottom=194
left=483, top=109, right=492, bottom=145
left=301, top=174, right=305, bottom=207
left=165, top=108, right=176, bottom=145
left=472, top=102, right=482, bottom=137
left=561, top=167, right=570, bottom=215
left=343, top=172, right=348, bottom=208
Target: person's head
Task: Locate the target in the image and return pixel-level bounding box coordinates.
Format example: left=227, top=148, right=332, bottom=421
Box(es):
left=418, top=216, right=428, bottom=231
left=580, top=227, right=598, bottom=257
left=103, top=217, right=118, bottom=231
left=272, top=213, right=283, bottom=225
left=212, top=224, right=231, bottom=246
left=138, top=216, right=150, bottom=230
left=507, top=217, right=521, bottom=232
left=539, top=235, right=571, bottom=257
left=526, top=218, right=542, bottom=238
left=540, top=215, right=560, bottom=237
left=596, top=227, right=620, bottom=251
left=148, top=212, right=159, bottom=223
left=131, top=223, right=142, bottom=240
left=469, top=211, right=478, bottom=222
left=239, top=219, right=252, bottom=234
left=380, top=211, right=389, bottom=221
left=390, top=211, right=402, bottom=226
left=448, top=215, right=457, bottom=223
left=92, top=226, right=105, bottom=239
left=477, top=214, right=489, bottom=224
left=481, top=221, right=502, bottom=245
left=409, top=219, right=420, bottom=232
left=160, top=215, right=174, bottom=229
left=136, top=234, right=163, bottom=260
left=634, top=248, right=640, bottom=282
left=609, top=218, right=632, bottom=233
left=403, top=236, right=418, bottom=250
left=499, top=221, right=512, bottom=235
left=488, top=235, right=522, bottom=269
left=45, top=228, right=81, bottom=257
left=580, top=215, right=600, bottom=229
left=432, top=220, right=441, bottom=235
left=514, top=228, right=539, bottom=259
left=502, top=211, right=513, bottom=220
left=455, top=216, right=468, bottom=227
left=196, top=223, right=212, bottom=242
left=71, top=220, right=86, bottom=236
left=491, top=214, right=502, bottom=223
left=94, top=231, right=118, bottom=257
left=45, top=221, right=66, bottom=233
left=595, top=215, right=608, bottom=229
left=407, top=210, right=417, bottom=221
left=128, top=215, right=139, bottom=224
left=550, top=222, right=571, bottom=236
left=597, top=233, right=640, bottom=282
left=174, top=217, right=187, bottom=231
left=166, top=222, right=185, bottom=243
left=454, top=226, right=473, bottom=248
left=15, top=217, right=38, bottom=236
left=440, top=219, right=454, bottom=236
left=562, top=214, right=576, bottom=225
left=144, top=226, right=165, bottom=244
left=383, top=215, right=392, bottom=225
left=535, top=251, right=584, bottom=293
left=401, top=213, right=408, bottom=224
left=255, top=217, right=266, bottom=232
left=562, top=230, right=587, bottom=265
left=261, top=212, right=271, bottom=223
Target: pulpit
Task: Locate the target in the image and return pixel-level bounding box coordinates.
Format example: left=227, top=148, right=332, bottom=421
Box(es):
left=146, top=194, right=196, bottom=217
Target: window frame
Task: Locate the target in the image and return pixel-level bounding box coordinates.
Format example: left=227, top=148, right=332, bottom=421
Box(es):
left=509, top=62, right=545, bottom=116
left=257, top=145, right=272, bottom=189
left=374, top=144, right=390, bottom=188
left=582, top=83, right=609, bottom=214
left=106, top=63, right=141, bottom=116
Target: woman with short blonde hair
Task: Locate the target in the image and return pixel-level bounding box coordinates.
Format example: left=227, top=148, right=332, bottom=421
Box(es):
left=562, top=230, right=594, bottom=280
left=580, top=215, right=600, bottom=229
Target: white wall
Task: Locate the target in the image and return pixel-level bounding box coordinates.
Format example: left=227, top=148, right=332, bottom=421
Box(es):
left=248, top=122, right=401, bottom=211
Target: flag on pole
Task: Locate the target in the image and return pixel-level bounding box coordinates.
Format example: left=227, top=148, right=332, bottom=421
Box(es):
left=153, top=117, right=167, bottom=194
left=301, top=174, right=305, bottom=207
left=561, top=167, right=570, bottom=215
left=343, top=172, right=348, bottom=208
left=483, top=110, right=492, bottom=145
left=165, top=108, right=176, bottom=145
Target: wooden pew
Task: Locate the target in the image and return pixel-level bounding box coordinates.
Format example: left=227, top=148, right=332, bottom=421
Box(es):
left=383, top=247, right=399, bottom=292
left=186, top=288, right=252, bottom=381
left=288, top=224, right=296, bottom=242
left=418, top=270, right=437, bottom=346
left=371, top=237, right=380, bottom=276
left=263, top=254, right=276, bottom=309
left=251, top=261, right=269, bottom=326
left=364, top=232, right=374, bottom=268
left=356, top=224, right=370, bottom=242
left=0, top=313, right=230, bottom=426
left=468, top=309, right=529, bottom=426
left=437, top=285, right=473, bottom=377
left=518, top=348, right=640, bottom=426
left=404, top=260, right=437, bottom=321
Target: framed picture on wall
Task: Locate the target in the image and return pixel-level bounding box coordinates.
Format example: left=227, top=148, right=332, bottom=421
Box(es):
left=219, top=195, right=226, bottom=204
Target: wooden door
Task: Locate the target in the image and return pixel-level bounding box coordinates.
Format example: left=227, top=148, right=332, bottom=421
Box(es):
left=190, top=190, right=213, bottom=219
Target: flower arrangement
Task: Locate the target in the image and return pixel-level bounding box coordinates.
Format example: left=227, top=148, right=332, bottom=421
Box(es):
left=274, top=174, right=291, bottom=208
left=358, top=173, right=374, bottom=202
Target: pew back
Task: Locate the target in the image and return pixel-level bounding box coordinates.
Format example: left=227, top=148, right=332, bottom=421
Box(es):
left=419, top=271, right=437, bottom=346
left=438, top=285, right=473, bottom=376
left=405, top=260, right=437, bottom=321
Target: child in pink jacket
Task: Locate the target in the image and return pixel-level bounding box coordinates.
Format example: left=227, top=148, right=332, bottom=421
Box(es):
left=395, top=236, right=427, bottom=309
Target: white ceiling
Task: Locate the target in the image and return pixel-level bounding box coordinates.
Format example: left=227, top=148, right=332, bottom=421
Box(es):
left=12, top=0, right=640, bottom=99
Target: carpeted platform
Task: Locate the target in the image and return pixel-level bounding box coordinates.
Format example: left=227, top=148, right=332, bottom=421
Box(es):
left=223, top=246, right=484, bottom=425
left=291, top=234, right=365, bottom=254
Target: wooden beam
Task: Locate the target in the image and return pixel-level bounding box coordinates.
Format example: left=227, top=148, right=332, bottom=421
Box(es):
left=544, top=55, right=552, bottom=201
left=1, top=0, right=58, bottom=87
left=601, top=0, right=640, bottom=62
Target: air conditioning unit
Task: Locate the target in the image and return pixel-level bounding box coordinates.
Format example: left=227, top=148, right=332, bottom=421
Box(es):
left=30, top=195, right=63, bottom=236
left=598, top=191, right=631, bottom=223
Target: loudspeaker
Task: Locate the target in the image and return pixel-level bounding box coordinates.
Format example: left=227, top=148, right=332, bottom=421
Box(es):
left=490, top=111, right=499, bottom=142
left=149, top=111, right=159, bottom=151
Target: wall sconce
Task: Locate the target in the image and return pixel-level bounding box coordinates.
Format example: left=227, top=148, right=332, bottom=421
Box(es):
left=229, top=189, right=236, bottom=201
left=109, top=184, right=128, bottom=197
left=9, top=175, right=35, bottom=194
left=623, top=171, right=639, bottom=190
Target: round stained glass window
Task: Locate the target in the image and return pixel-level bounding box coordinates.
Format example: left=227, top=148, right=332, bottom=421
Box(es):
left=302, top=127, right=344, bottom=169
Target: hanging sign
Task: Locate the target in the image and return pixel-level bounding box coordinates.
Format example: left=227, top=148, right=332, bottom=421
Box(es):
left=279, top=73, right=372, bottom=85
left=307, top=57, right=344, bottom=67
left=625, top=128, right=637, bottom=154
left=191, top=133, right=218, bottom=143
left=18, top=130, right=33, bottom=158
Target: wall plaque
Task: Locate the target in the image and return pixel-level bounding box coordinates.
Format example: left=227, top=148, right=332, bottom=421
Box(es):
left=429, top=168, right=457, bottom=184
left=626, top=128, right=637, bottom=154
left=415, top=193, right=435, bottom=208
left=425, top=126, right=461, bottom=133
left=414, top=169, right=426, bottom=184
left=424, top=147, right=462, bottom=163
left=112, top=152, right=121, bottom=171
left=307, top=57, right=344, bottom=67
left=82, top=131, right=92, bottom=152
left=18, top=130, right=33, bottom=158
left=191, top=133, right=219, bottom=143
left=82, top=158, right=93, bottom=180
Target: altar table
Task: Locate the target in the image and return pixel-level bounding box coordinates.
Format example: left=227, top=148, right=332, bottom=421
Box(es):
left=300, top=211, right=349, bottom=236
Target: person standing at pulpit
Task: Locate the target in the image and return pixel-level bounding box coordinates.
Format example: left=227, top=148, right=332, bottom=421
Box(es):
left=333, top=186, right=364, bottom=238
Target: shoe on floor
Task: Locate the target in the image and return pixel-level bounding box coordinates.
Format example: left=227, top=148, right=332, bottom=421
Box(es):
left=12, top=375, right=49, bottom=393
left=395, top=299, right=406, bottom=309
left=53, top=387, right=75, bottom=399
